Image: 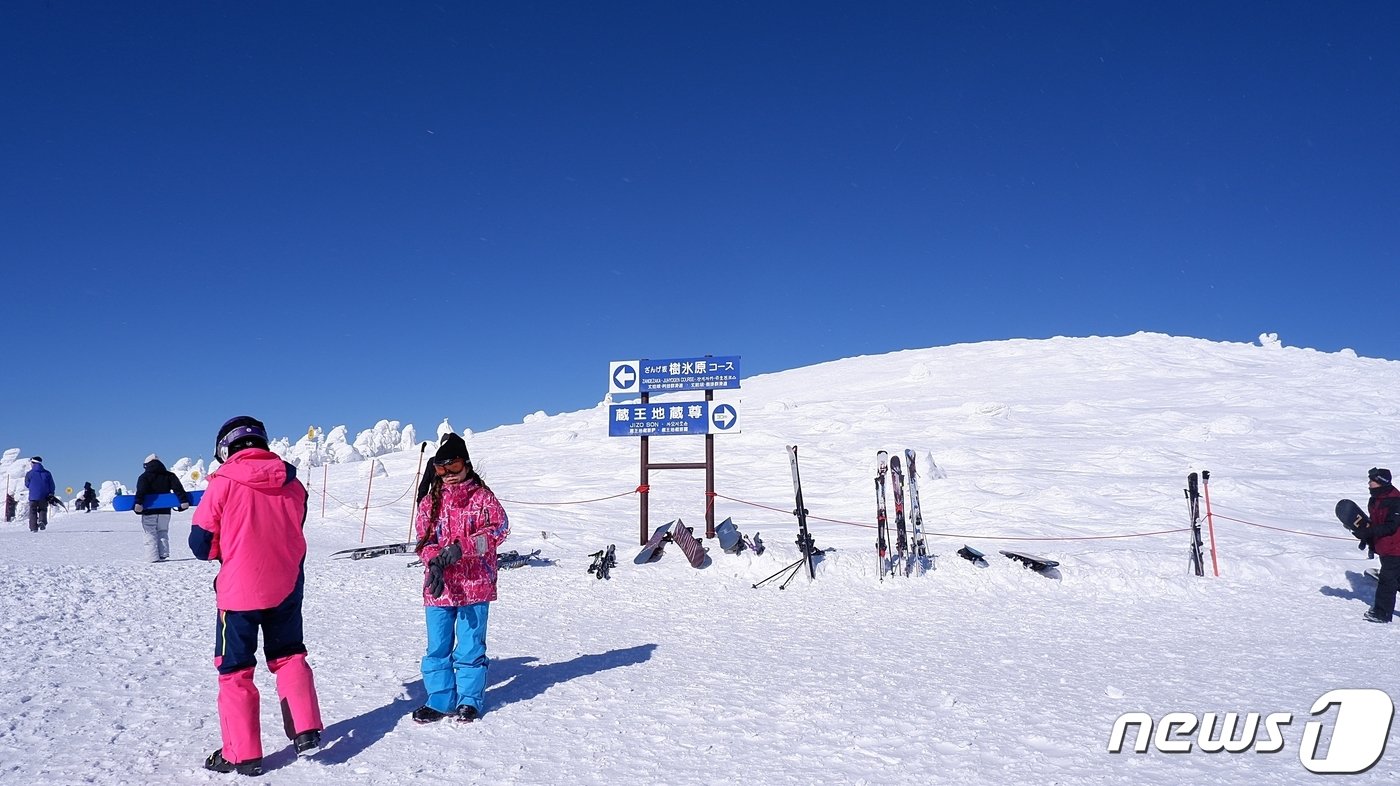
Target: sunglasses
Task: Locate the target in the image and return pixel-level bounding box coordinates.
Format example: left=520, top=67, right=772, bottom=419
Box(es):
left=434, top=458, right=467, bottom=474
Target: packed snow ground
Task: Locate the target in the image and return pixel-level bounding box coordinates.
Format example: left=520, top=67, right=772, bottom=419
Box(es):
left=1, top=333, right=1397, bottom=784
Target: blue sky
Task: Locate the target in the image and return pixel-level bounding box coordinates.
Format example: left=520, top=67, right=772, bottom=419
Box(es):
left=3, top=2, right=1397, bottom=491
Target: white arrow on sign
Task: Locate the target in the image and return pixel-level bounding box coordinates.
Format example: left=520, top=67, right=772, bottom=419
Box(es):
left=609, top=360, right=641, bottom=395
left=710, top=403, right=740, bottom=432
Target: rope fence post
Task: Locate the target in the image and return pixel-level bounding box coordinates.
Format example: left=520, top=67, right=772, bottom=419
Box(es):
left=407, top=441, right=427, bottom=543
left=321, top=463, right=328, bottom=519
left=359, top=463, right=375, bottom=543
left=1202, top=470, right=1220, bottom=577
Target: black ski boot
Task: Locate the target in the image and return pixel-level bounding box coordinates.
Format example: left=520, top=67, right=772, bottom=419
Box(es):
left=456, top=704, right=479, bottom=723
left=293, top=729, right=322, bottom=755
left=204, top=749, right=263, bottom=776
left=412, top=705, right=449, bottom=724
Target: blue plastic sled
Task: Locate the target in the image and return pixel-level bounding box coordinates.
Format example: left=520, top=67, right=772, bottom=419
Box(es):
left=112, top=490, right=204, bottom=512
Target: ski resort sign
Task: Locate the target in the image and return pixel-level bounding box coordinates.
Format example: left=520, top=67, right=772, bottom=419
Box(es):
left=608, top=400, right=742, bottom=437
left=608, top=356, right=741, bottom=396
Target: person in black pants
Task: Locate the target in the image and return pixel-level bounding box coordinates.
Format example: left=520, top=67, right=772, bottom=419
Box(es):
left=1355, top=468, right=1400, bottom=623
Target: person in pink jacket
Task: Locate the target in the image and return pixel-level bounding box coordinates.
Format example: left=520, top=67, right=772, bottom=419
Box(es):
left=190, top=416, right=324, bottom=776
left=411, top=433, right=510, bottom=723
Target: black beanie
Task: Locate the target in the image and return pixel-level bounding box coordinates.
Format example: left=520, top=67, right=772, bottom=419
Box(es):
left=1369, top=467, right=1392, bottom=485
left=434, top=433, right=471, bottom=464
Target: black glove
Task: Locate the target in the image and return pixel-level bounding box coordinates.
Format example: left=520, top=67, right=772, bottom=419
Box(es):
left=425, top=543, right=462, bottom=598
left=430, top=542, right=463, bottom=569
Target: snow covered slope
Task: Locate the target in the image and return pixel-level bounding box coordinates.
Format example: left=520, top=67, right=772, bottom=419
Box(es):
left=1, top=333, right=1396, bottom=784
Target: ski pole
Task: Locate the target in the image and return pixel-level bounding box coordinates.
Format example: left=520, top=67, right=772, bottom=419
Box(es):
left=407, top=441, right=427, bottom=542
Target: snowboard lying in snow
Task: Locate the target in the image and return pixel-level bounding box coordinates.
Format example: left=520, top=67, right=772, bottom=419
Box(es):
left=957, top=545, right=989, bottom=567
left=112, top=490, right=204, bottom=512
left=1000, top=550, right=1059, bottom=572
left=331, top=542, right=413, bottom=560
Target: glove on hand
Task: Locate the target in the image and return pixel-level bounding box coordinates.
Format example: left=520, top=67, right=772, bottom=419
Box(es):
left=425, top=542, right=463, bottom=598
left=133, top=504, right=144, bottom=514
left=178, top=502, right=190, bottom=511
left=430, top=542, right=463, bottom=569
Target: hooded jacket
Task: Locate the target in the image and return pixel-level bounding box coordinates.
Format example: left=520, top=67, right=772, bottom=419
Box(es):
left=25, top=462, right=55, bottom=502
left=190, top=448, right=309, bottom=611
left=415, top=478, right=509, bottom=606
left=133, top=458, right=191, bottom=515
left=1366, top=485, right=1400, bottom=557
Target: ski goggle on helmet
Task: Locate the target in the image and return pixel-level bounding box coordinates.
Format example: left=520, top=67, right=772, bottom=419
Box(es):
left=215, top=416, right=270, bottom=462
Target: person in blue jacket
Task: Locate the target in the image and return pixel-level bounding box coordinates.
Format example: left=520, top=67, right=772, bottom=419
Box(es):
left=24, top=457, right=56, bottom=532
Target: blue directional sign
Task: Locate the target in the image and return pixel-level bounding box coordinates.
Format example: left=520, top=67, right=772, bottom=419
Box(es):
left=608, top=356, right=741, bottom=395
left=608, top=401, right=742, bottom=437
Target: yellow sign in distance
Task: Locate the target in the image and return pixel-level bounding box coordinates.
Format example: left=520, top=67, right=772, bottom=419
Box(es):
left=66, top=487, right=73, bottom=495
left=191, top=470, right=201, bottom=482
left=308, top=425, right=317, bottom=440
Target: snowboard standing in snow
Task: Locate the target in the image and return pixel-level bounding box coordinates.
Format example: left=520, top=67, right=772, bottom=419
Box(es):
left=588, top=545, right=617, bottom=579
left=904, top=449, right=931, bottom=574
left=874, top=451, right=890, bottom=579
left=634, top=521, right=674, bottom=564
left=670, top=520, right=708, bottom=568
left=716, top=518, right=749, bottom=554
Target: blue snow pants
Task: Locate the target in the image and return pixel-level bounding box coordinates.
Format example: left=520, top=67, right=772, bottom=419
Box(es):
left=422, top=603, right=490, bottom=714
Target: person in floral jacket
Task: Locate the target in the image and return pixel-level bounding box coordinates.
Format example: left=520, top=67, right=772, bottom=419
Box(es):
left=411, top=433, right=510, bottom=723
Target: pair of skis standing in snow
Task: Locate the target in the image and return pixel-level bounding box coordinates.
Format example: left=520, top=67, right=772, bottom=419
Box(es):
left=874, top=449, right=931, bottom=579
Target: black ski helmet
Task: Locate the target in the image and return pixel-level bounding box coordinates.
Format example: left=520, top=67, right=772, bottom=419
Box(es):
left=216, top=416, right=269, bottom=462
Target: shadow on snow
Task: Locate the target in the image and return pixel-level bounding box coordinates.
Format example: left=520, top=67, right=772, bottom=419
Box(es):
left=1319, top=570, right=1376, bottom=603
left=306, top=642, right=658, bottom=766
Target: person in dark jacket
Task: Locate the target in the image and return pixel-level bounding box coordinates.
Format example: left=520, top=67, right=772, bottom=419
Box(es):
left=4, top=493, right=15, bottom=522
left=1352, top=468, right=1400, bottom=623
left=133, top=453, right=192, bottom=562
left=24, top=457, right=55, bottom=532
left=76, top=482, right=99, bottom=512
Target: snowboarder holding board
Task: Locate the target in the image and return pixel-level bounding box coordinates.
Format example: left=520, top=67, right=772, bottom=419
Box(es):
left=411, top=433, right=510, bottom=724
left=190, top=416, right=324, bottom=775
left=132, top=454, right=192, bottom=562
left=1357, top=468, right=1400, bottom=623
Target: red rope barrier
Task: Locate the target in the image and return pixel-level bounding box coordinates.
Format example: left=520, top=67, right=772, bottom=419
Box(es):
left=712, top=493, right=1190, bottom=542
left=1210, top=513, right=1352, bottom=541
left=496, top=489, right=637, bottom=506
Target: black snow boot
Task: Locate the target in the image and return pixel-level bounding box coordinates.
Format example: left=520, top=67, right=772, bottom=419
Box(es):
left=204, top=749, right=263, bottom=776
left=411, top=705, right=448, bottom=724
left=293, top=729, right=321, bottom=755
left=456, top=704, right=479, bottom=723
